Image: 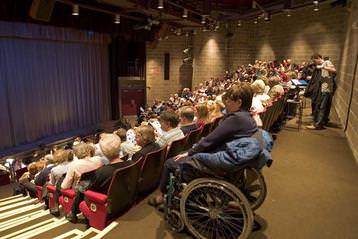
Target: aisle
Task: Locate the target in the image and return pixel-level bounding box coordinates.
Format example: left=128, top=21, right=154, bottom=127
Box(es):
left=112, top=114, right=358, bottom=239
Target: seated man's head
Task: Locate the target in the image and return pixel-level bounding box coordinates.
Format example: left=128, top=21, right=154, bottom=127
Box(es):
left=135, top=125, right=156, bottom=147
left=179, top=106, right=195, bottom=125
left=73, top=143, right=95, bottom=159
left=223, top=83, right=253, bottom=113
left=99, top=134, right=121, bottom=161
left=159, top=111, right=180, bottom=132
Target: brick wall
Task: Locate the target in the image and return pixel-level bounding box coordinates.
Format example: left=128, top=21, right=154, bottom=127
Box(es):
left=251, top=3, right=348, bottom=64
left=192, top=31, right=227, bottom=88
left=146, top=36, right=189, bottom=104
left=334, top=1, right=358, bottom=162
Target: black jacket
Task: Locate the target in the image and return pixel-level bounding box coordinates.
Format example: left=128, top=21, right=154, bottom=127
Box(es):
left=188, top=110, right=257, bottom=156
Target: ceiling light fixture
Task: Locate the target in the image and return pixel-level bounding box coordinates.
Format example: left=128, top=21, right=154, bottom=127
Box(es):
left=313, top=1, right=319, bottom=11
left=72, top=4, right=79, bottom=16
left=264, top=12, right=271, bottom=21
left=182, top=8, right=188, bottom=18
left=158, top=0, right=164, bottom=9
left=286, top=9, right=291, bottom=17
left=254, top=18, right=258, bottom=24
left=114, top=14, right=120, bottom=24
left=201, top=16, right=206, bottom=24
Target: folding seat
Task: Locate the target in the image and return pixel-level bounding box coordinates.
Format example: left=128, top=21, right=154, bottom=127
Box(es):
left=59, top=188, right=76, bottom=216
left=36, top=185, right=44, bottom=202
left=187, top=128, right=202, bottom=148
left=211, top=116, right=223, bottom=131
left=58, top=171, right=94, bottom=217
left=166, top=135, right=189, bottom=159
left=47, top=184, right=59, bottom=213
left=200, top=122, right=214, bottom=138
left=79, top=158, right=142, bottom=230
left=136, top=147, right=167, bottom=196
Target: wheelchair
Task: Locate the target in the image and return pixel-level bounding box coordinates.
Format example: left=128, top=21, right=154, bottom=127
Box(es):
left=163, top=162, right=269, bottom=239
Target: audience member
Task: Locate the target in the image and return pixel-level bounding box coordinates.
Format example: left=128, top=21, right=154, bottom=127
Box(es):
left=157, top=111, right=184, bottom=147
left=179, top=106, right=198, bottom=135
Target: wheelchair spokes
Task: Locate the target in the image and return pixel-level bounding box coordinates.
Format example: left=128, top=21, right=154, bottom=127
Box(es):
left=180, top=178, right=253, bottom=239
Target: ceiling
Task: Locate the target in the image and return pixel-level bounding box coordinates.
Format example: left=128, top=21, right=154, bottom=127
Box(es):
left=0, top=0, right=334, bottom=40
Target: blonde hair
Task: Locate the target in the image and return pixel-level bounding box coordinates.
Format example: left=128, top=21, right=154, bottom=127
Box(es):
left=99, top=134, right=121, bottom=160
left=73, top=143, right=95, bottom=159
left=195, top=103, right=209, bottom=121
left=53, top=149, right=73, bottom=164
left=135, top=125, right=156, bottom=145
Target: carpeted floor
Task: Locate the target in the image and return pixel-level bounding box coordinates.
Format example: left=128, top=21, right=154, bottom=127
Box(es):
left=0, top=109, right=357, bottom=238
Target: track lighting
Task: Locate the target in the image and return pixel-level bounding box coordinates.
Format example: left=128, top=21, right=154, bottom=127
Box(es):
left=182, top=9, right=188, bottom=18
left=114, top=14, right=120, bottom=24
left=158, top=0, right=164, bottom=9
left=72, top=4, right=79, bottom=16
left=313, top=1, right=319, bottom=11
left=264, top=12, right=271, bottom=21
left=201, top=16, right=206, bottom=24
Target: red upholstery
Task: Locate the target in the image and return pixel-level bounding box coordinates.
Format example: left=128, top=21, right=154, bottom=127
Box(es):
left=36, top=186, right=43, bottom=202
left=137, top=147, right=167, bottom=196
left=79, top=191, right=108, bottom=230
left=84, top=190, right=108, bottom=204
left=59, top=189, right=76, bottom=215
left=80, top=159, right=142, bottom=230
left=47, top=185, right=56, bottom=211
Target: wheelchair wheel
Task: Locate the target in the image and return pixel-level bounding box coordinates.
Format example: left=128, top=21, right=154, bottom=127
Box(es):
left=166, top=209, right=185, bottom=232
left=238, top=167, right=267, bottom=211
left=180, top=178, right=253, bottom=239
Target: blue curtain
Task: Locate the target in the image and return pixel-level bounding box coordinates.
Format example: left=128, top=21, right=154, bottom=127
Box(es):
left=0, top=21, right=111, bottom=150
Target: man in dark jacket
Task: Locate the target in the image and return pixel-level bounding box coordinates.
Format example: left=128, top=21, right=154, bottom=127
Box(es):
left=149, top=83, right=258, bottom=207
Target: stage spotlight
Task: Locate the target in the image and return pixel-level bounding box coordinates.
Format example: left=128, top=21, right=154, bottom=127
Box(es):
left=158, top=0, right=164, bottom=9
left=72, top=4, right=79, bottom=16
left=114, top=14, right=120, bottom=24
left=182, top=9, right=188, bottom=18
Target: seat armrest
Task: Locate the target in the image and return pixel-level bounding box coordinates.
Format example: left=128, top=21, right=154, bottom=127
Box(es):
left=47, top=185, right=56, bottom=192
left=60, top=189, right=76, bottom=198
left=84, top=190, right=108, bottom=205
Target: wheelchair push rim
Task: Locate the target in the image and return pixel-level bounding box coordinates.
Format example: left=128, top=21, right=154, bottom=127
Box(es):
left=180, top=178, right=254, bottom=239
left=237, top=167, right=267, bottom=211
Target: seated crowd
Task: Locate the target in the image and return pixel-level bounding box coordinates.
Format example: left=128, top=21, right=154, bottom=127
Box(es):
left=15, top=58, right=305, bottom=227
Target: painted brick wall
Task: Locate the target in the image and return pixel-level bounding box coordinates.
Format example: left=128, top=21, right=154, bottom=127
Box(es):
left=251, top=4, right=348, bottom=64
left=334, top=1, right=358, bottom=161
left=146, top=36, right=189, bottom=105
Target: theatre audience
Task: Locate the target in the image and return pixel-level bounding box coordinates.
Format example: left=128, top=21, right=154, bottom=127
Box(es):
left=115, top=128, right=141, bottom=160
left=49, top=149, right=73, bottom=185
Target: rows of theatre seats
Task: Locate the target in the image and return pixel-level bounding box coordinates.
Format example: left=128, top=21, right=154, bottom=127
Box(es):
left=23, top=93, right=288, bottom=231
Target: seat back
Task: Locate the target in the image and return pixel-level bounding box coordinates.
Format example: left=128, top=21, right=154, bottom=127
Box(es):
left=166, top=135, right=189, bottom=159
left=187, top=128, right=202, bottom=148
left=200, top=122, right=214, bottom=138
left=106, top=159, right=142, bottom=217
left=15, top=168, right=28, bottom=181
left=211, top=116, right=223, bottom=130
left=137, top=147, right=167, bottom=195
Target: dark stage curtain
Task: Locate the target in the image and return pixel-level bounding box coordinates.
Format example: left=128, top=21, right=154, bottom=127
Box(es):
left=0, top=21, right=111, bottom=150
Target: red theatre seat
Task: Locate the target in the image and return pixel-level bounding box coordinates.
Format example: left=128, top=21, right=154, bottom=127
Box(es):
left=59, top=189, right=76, bottom=216
left=36, top=185, right=43, bottom=202
left=79, top=159, right=142, bottom=230
left=137, top=147, right=167, bottom=196
left=47, top=185, right=57, bottom=211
